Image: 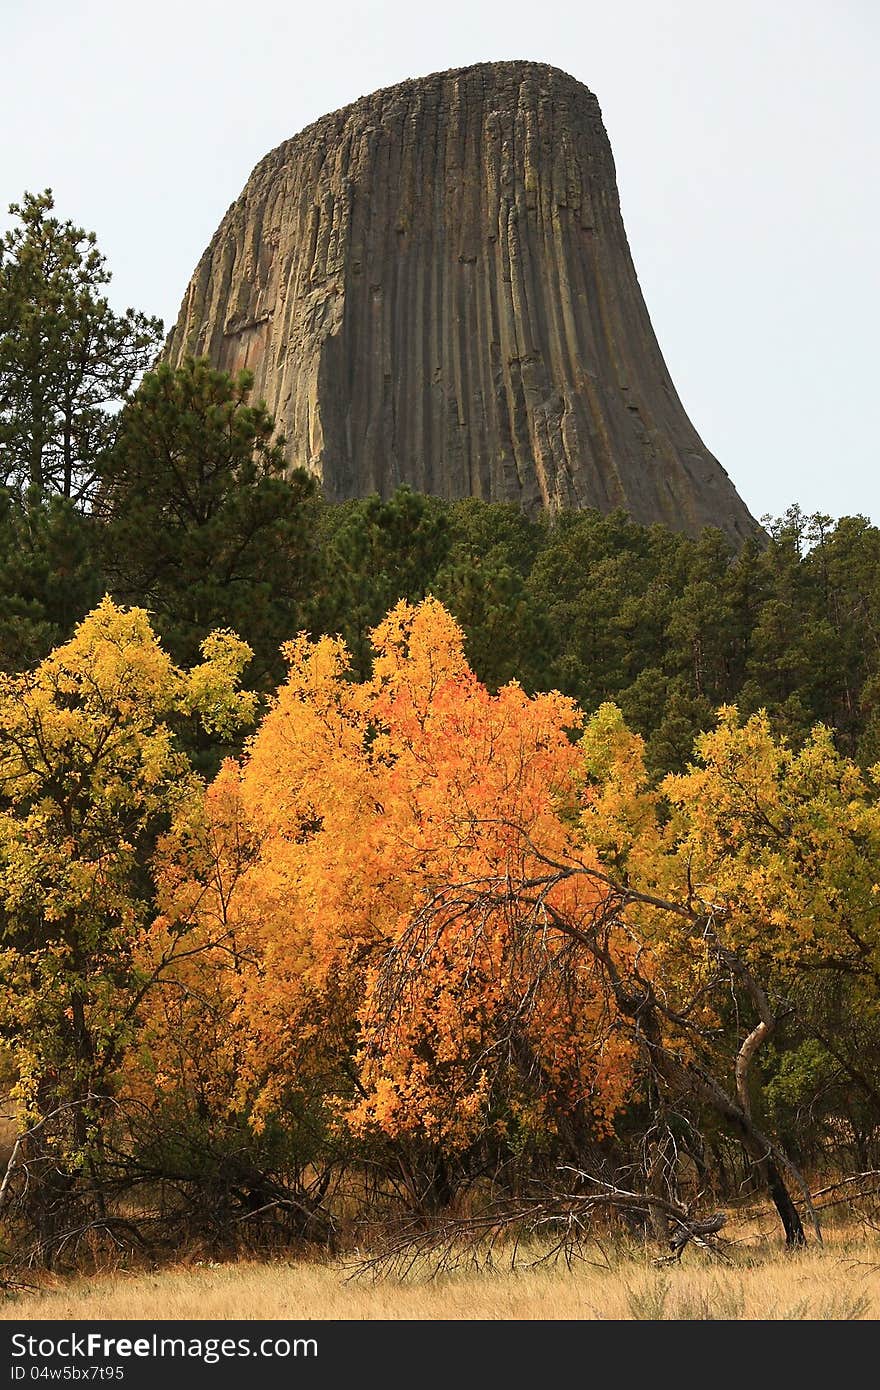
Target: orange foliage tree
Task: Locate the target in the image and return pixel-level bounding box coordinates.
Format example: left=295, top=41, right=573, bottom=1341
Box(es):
left=148, top=599, right=637, bottom=1206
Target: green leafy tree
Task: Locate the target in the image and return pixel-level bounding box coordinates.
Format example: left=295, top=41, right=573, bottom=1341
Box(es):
left=0, top=190, right=162, bottom=504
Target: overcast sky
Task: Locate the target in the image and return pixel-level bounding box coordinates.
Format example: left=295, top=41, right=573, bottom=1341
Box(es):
left=4, top=0, right=877, bottom=524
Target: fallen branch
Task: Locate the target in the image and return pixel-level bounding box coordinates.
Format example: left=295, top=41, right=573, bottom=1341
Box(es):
left=350, top=1168, right=730, bottom=1279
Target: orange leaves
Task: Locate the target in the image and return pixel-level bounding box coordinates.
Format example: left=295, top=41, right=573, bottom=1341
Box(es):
left=155, top=598, right=633, bottom=1150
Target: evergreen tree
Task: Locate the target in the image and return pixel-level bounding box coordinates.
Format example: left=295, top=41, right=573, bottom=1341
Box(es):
left=0, top=489, right=101, bottom=670
left=0, top=191, right=162, bottom=505
left=317, top=486, right=451, bottom=677
left=434, top=499, right=547, bottom=691
left=98, top=357, right=321, bottom=688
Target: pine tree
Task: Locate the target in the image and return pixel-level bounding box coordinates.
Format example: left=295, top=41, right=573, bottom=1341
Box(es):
left=97, top=357, right=322, bottom=689
left=0, top=190, right=162, bottom=505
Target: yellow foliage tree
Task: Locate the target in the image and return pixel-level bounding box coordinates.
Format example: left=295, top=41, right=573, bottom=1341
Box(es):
left=0, top=598, right=255, bottom=1181
left=571, top=702, right=880, bottom=1245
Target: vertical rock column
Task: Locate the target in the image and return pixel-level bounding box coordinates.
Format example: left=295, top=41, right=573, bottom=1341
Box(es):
left=165, top=61, right=758, bottom=543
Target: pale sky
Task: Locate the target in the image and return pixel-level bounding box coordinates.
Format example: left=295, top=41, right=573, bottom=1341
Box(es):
left=4, top=0, right=878, bottom=525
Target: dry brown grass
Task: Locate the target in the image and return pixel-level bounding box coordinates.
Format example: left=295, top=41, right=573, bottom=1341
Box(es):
left=4, top=1221, right=880, bottom=1320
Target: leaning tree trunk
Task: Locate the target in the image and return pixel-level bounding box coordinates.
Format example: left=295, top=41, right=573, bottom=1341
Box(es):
left=560, top=898, right=815, bottom=1248
left=642, top=1006, right=808, bottom=1246
left=725, top=943, right=810, bottom=1247
left=597, top=954, right=811, bottom=1248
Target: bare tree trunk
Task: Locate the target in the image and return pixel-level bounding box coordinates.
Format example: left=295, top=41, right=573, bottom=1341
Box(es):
left=646, top=1140, right=670, bottom=1246
left=607, top=963, right=811, bottom=1247
left=723, top=946, right=813, bottom=1247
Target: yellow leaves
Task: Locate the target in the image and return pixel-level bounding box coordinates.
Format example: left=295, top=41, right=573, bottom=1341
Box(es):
left=179, top=629, right=257, bottom=736
left=0, top=598, right=263, bottom=1125
left=579, top=701, right=648, bottom=794
left=144, top=603, right=880, bottom=1161
left=277, top=632, right=356, bottom=729
left=0, top=601, right=256, bottom=833
left=577, top=703, right=663, bottom=891
left=637, top=704, right=880, bottom=975
left=40, top=596, right=177, bottom=717
left=370, top=596, right=469, bottom=689
left=1, top=599, right=256, bottom=800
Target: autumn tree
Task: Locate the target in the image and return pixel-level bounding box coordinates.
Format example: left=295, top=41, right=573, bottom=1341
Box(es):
left=151, top=600, right=880, bottom=1246
left=0, top=598, right=255, bottom=1256
left=559, top=703, right=880, bottom=1245
left=7, top=582, right=880, bottom=1261
left=152, top=598, right=635, bottom=1214
left=662, top=709, right=880, bottom=1172
left=125, top=764, right=342, bottom=1244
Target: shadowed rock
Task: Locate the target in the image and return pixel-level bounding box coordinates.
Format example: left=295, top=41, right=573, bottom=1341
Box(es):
left=165, top=61, right=758, bottom=541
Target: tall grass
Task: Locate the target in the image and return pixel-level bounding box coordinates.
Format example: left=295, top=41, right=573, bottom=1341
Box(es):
left=3, top=1227, right=879, bottom=1320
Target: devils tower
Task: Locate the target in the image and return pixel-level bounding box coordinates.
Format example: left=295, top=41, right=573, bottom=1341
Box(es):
left=165, top=61, right=757, bottom=541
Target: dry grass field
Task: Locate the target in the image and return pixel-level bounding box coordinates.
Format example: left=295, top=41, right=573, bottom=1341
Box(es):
left=4, top=1222, right=880, bottom=1320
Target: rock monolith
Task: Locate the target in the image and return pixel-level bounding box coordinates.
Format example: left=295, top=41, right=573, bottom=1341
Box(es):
left=165, top=61, right=757, bottom=540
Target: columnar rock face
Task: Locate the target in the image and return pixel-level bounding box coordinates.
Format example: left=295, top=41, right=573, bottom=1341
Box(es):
left=165, top=61, right=758, bottom=541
